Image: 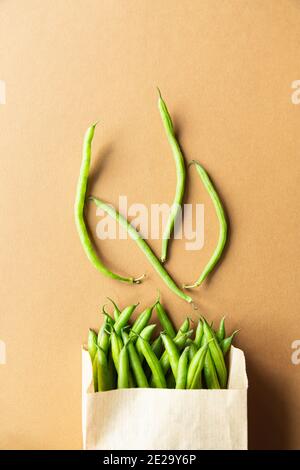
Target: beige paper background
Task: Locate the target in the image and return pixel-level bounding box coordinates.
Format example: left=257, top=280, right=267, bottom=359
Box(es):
left=0, top=0, right=300, bottom=449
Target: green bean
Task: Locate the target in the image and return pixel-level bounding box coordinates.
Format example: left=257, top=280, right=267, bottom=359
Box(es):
left=220, top=330, right=239, bottom=356
left=158, top=329, right=193, bottom=376
left=151, top=336, right=163, bottom=358
left=176, top=346, right=190, bottom=389
left=122, top=331, right=149, bottom=388
left=183, top=161, right=227, bottom=288
left=129, top=302, right=155, bottom=342
left=114, top=304, right=138, bottom=335
left=107, top=350, right=117, bottom=390
left=157, top=89, right=186, bottom=263
left=166, top=370, right=176, bottom=389
left=187, top=343, right=209, bottom=389
left=75, top=124, right=142, bottom=284
left=188, top=342, right=198, bottom=362
left=204, top=349, right=220, bottom=389
left=155, top=299, right=176, bottom=338
left=136, top=337, right=167, bottom=388
left=160, top=333, right=180, bottom=379
left=97, top=315, right=111, bottom=353
left=107, top=297, right=121, bottom=320
left=216, top=316, right=226, bottom=343
left=194, top=319, right=204, bottom=348
left=111, top=331, right=123, bottom=373
left=89, top=197, right=192, bottom=303
left=136, top=324, right=157, bottom=361
left=117, top=342, right=130, bottom=389
left=203, top=319, right=227, bottom=388
left=92, top=353, right=99, bottom=392
left=97, top=347, right=110, bottom=391
left=88, top=329, right=98, bottom=362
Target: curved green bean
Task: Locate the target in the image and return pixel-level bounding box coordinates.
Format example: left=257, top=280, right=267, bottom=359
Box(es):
left=117, top=343, right=130, bottom=389
left=135, top=324, right=157, bottom=361
left=183, top=161, right=227, bottom=288
left=88, top=329, right=98, bottom=362
left=89, top=197, right=192, bottom=303
left=97, top=347, right=110, bottom=391
left=160, top=333, right=180, bottom=380
left=155, top=299, right=176, bottom=338
left=158, top=89, right=186, bottom=263
left=107, top=297, right=121, bottom=320
left=204, top=349, right=220, bottom=389
left=220, top=330, right=239, bottom=356
left=74, top=123, right=143, bottom=284
left=136, top=336, right=167, bottom=388
left=187, top=343, right=209, bottom=389
left=216, top=316, right=226, bottom=342
left=114, top=304, right=138, bottom=335
left=129, top=302, right=155, bottom=342
left=202, top=319, right=227, bottom=388
left=176, top=346, right=190, bottom=389
left=122, top=331, right=149, bottom=388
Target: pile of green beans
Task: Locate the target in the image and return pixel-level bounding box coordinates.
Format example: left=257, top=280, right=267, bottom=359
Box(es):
left=87, top=298, right=239, bottom=391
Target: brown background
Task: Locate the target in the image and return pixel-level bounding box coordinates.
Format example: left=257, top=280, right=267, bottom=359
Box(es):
left=1, top=0, right=300, bottom=450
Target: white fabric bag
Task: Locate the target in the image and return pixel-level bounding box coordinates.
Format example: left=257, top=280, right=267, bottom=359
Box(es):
left=82, top=346, right=248, bottom=450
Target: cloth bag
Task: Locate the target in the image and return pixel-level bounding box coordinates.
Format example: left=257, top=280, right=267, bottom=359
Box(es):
left=82, top=346, right=248, bottom=450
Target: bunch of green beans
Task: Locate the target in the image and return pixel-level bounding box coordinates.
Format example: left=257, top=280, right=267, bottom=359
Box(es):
left=87, top=298, right=239, bottom=391
left=75, top=90, right=228, bottom=303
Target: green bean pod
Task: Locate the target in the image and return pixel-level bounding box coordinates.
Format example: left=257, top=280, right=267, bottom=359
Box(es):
left=97, top=315, right=111, bottom=353
left=160, top=333, right=180, bottom=379
left=114, top=304, right=138, bottom=335
left=136, top=324, right=157, bottom=361
left=97, top=347, right=110, bottom=391
left=176, top=346, right=190, bottom=389
left=117, top=343, right=130, bottom=389
left=220, top=330, right=239, bottom=356
left=155, top=300, right=176, bottom=338
left=122, top=331, right=149, bottom=388
left=166, top=371, right=176, bottom=389
left=203, top=319, right=227, bottom=388
left=107, top=350, right=117, bottom=390
left=216, top=316, right=226, bottom=343
left=194, top=319, right=204, bottom=348
left=158, top=89, right=186, bottom=263
left=107, top=297, right=121, bottom=321
left=136, top=337, right=167, bottom=388
left=75, top=124, right=141, bottom=283
left=151, top=336, right=163, bottom=358
left=88, top=329, right=98, bottom=362
left=129, top=303, right=155, bottom=342
left=111, top=331, right=123, bottom=373
left=204, top=349, right=220, bottom=389
left=159, top=330, right=193, bottom=375
left=188, top=342, right=198, bottom=362
left=92, top=352, right=99, bottom=392
left=89, top=197, right=192, bottom=303
left=187, top=343, right=209, bottom=389
left=183, top=161, right=227, bottom=288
